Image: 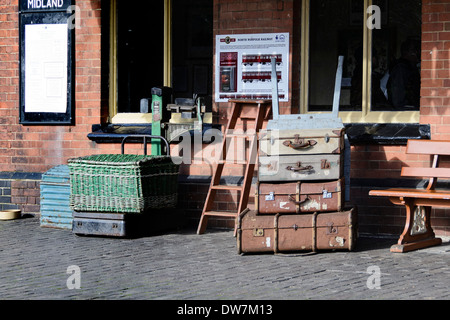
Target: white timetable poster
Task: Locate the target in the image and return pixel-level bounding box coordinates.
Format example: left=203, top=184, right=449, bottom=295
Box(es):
left=24, top=23, right=68, bottom=113
left=215, top=33, right=289, bottom=103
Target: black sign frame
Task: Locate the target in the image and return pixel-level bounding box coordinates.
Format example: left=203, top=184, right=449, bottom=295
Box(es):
left=20, top=0, right=73, bottom=13
left=19, top=1, right=75, bottom=125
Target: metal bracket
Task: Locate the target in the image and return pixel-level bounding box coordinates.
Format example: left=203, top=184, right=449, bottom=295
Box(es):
left=326, top=223, right=338, bottom=235
left=253, top=229, right=264, bottom=237
left=321, top=159, right=331, bottom=170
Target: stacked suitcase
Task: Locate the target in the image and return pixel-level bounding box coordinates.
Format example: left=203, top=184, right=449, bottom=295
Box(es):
left=236, top=56, right=357, bottom=254
left=237, top=128, right=356, bottom=254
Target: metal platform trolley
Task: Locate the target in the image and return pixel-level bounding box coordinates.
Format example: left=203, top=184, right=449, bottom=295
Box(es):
left=68, top=135, right=183, bottom=237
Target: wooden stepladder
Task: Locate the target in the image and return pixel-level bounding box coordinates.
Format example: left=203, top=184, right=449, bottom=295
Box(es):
left=196, top=100, right=271, bottom=235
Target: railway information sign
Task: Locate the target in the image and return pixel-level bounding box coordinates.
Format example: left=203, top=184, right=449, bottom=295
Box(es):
left=215, top=33, right=289, bottom=103
left=19, top=0, right=75, bottom=125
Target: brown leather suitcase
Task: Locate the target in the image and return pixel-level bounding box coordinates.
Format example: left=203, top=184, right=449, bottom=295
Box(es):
left=236, top=208, right=357, bottom=254
left=256, top=179, right=344, bottom=214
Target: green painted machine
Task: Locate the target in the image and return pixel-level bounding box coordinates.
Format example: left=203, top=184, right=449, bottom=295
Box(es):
left=151, top=87, right=172, bottom=155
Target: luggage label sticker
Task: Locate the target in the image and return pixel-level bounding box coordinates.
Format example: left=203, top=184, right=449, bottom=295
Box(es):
left=265, top=237, right=271, bottom=248
left=279, top=202, right=290, bottom=210
left=323, top=190, right=333, bottom=199
left=265, top=192, right=275, bottom=201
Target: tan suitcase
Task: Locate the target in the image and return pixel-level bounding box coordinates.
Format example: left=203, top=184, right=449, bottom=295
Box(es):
left=258, top=128, right=345, bottom=182
left=259, top=128, right=345, bottom=156
left=236, top=208, right=357, bottom=254
left=256, top=179, right=344, bottom=214
left=258, top=154, right=343, bottom=181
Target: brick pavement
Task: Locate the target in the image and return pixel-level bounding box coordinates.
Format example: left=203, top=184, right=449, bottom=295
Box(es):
left=0, top=216, right=449, bottom=301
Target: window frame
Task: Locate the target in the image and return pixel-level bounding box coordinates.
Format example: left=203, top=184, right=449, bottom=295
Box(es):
left=108, top=0, right=172, bottom=124
left=300, top=0, right=420, bottom=124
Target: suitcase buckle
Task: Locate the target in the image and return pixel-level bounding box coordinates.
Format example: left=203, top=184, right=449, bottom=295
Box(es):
left=327, top=223, right=338, bottom=235
left=253, top=229, right=264, bottom=237
left=321, top=159, right=331, bottom=169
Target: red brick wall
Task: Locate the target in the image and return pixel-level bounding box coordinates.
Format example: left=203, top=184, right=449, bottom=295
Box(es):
left=349, top=1, right=450, bottom=237
left=0, top=0, right=300, bottom=177
left=11, top=179, right=40, bottom=215
left=0, top=0, right=109, bottom=174
left=350, top=1, right=450, bottom=182
left=0, top=0, right=19, bottom=171
left=0, top=172, right=40, bottom=215
left=419, top=0, right=450, bottom=236
left=421, top=0, right=450, bottom=140
left=0, top=0, right=126, bottom=215
left=213, top=0, right=298, bottom=117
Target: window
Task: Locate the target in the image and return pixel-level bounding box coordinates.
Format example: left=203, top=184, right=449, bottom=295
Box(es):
left=300, top=0, right=421, bottom=123
left=107, top=0, right=212, bottom=123
left=116, top=1, right=165, bottom=114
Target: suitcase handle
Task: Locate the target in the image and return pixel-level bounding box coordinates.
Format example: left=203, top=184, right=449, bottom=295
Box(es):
left=286, top=162, right=314, bottom=173
left=288, top=194, right=311, bottom=206
left=121, top=135, right=170, bottom=156
left=283, top=135, right=317, bottom=150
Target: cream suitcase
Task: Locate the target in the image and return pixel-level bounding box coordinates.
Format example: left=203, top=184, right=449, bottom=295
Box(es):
left=259, top=128, right=345, bottom=157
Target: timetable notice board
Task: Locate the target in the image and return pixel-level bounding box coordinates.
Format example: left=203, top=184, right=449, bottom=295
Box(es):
left=19, top=0, right=74, bottom=124
left=215, top=33, right=289, bottom=103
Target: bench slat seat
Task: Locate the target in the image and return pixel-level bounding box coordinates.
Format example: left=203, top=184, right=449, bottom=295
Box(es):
left=370, top=188, right=450, bottom=200
left=405, top=139, right=450, bottom=155
left=401, top=167, right=450, bottom=178
left=369, top=139, right=446, bottom=253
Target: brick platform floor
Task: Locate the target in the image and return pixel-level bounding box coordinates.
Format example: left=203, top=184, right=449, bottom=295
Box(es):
left=0, top=216, right=448, bottom=302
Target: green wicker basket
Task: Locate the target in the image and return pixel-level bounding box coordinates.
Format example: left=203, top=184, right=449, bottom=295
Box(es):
left=68, top=154, right=180, bottom=213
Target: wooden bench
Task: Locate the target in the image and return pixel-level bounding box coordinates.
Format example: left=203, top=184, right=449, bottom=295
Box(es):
left=369, top=140, right=448, bottom=253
